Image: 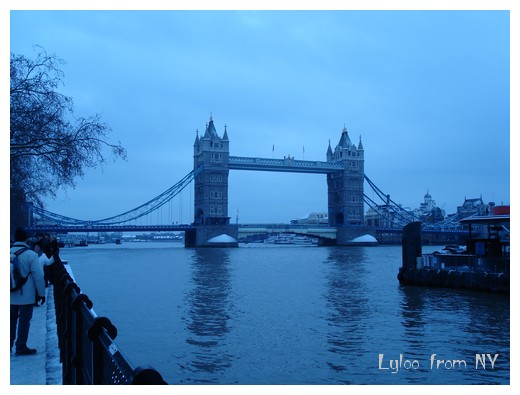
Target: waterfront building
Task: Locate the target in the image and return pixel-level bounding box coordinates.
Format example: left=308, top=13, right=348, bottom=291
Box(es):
left=365, top=190, right=447, bottom=227
left=457, top=196, right=495, bottom=219
left=365, top=204, right=396, bottom=227
left=290, top=212, right=329, bottom=225
left=364, top=202, right=414, bottom=228
left=413, top=190, right=445, bottom=224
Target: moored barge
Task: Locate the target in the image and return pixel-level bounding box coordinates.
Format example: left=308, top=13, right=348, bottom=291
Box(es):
left=398, top=207, right=510, bottom=293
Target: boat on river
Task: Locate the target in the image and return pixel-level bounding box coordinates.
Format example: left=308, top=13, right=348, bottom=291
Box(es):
left=264, top=233, right=317, bottom=245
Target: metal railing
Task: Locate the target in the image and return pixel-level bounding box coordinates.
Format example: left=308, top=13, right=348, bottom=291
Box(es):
left=229, top=155, right=343, bottom=173
left=421, top=253, right=510, bottom=274
left=49, top=259, right=167, bottom=384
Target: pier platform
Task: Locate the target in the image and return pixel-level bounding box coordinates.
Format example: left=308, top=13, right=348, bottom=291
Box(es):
left=9, top=286, right=62, bottom=385
left=398, top=266, right=510, bottom=294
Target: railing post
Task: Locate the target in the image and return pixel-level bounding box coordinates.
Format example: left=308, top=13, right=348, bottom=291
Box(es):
left=50, top=258, right=168, bottom=385
left=61, top=281, right=80, bottom=384
left=131, top=367, right=168, bottom=385
left=50, top=263, right=65, bottom=381
left=87, top=317, right=118, bottom=384
left=71, top=293, right=93, bottom=384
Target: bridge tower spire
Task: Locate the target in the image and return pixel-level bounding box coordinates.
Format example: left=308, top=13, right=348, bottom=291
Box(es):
left=326, top=139, right=333, bottom=161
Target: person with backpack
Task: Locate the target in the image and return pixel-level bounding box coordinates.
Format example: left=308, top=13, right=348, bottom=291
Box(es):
left=10, top=227, right=46, bottom=355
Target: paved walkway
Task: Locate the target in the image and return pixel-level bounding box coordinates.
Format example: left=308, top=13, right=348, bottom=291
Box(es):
left=10, top=286, right=62, bottom=385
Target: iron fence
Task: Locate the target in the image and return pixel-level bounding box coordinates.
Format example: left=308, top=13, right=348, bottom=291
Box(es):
left=49, top=259, right=167, bottom=384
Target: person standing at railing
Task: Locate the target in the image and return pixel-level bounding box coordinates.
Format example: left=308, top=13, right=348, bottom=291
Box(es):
left=10, top=227, right=46, bottom=355
left=33, top=240, right=54, bottom=288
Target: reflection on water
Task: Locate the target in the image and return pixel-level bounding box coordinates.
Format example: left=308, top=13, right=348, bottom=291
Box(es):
left=399, top=286, right=428, bottom=356
left=323, top=247, right=369, bottom=380
left=398, top=286, right=510, bottom=384
left=65, top=243, right=509, bottom=384
left=182, top=249, right=234, bottom=383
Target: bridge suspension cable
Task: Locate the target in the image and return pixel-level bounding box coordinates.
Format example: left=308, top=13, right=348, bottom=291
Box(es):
left=32, top=166, right=461, bottom=232
left=363, top=175, right=418, bottom=227
left=31, top=167, right=203, bottom=226
left=363, top=175, right=463, bottom=231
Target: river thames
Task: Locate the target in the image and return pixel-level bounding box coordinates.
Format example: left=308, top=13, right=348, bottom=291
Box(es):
left=62, top=242, right=510, bottom=385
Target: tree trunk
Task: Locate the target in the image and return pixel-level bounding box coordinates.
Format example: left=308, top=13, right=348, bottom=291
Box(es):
left=10, top=187, right=29, bottom=239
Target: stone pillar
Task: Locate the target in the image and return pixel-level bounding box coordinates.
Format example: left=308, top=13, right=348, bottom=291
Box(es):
left=184, top=225, right=239, bottom=248
left=10, top=187, right=30, bottom=239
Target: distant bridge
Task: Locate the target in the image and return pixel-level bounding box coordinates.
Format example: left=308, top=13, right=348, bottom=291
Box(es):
left=27, top=222, right=335, bottom=239
left=26, top=117, right=468, bottom=246
left=26, top=224, right=196, bottom=234
left=27, top=165, right=466, bottom=245
left=28, top=167, right=463, bottom=234
left=27, top=222, right=467, bottom=247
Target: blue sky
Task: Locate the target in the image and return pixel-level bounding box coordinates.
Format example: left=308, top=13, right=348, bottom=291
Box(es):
left=8, top=6, right=511, bottom=224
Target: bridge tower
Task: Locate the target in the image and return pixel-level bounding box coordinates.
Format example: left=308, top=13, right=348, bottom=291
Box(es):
left=189, top=115, right=238, bottom=247
left=193, top=114, right=230, bottom=225
left=326, top=127, right=365, bottom=227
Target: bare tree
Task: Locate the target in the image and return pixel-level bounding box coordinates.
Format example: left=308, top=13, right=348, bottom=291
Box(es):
left=10, top=47, right=126, bottom=229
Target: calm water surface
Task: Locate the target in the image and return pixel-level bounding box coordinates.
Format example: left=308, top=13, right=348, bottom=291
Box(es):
left=62, top=242, right=510, bottom=385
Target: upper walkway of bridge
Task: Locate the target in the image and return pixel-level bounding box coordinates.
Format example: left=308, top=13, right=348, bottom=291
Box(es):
left=229, top=156, right=344, bottom=174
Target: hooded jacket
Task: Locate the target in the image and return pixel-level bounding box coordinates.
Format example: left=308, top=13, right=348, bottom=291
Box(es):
left=10, top=242, right=46, bottom=305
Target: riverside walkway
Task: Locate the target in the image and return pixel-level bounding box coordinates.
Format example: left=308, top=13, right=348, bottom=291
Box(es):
left=10, top=286, right=62, bottom=385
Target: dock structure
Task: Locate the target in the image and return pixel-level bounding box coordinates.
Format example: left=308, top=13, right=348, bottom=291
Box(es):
left=398, top=212, right=510, bottom=294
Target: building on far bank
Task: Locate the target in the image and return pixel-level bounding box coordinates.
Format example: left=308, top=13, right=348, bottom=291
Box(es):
left=291, top=212, right=329, bottom=225
left=456, top=196, right=495, bottom=219
left=413, top=190, right=445, bottom=224
left=364, top=190, right=445, bottom=227
left=364, top=203, right=406, bottom=228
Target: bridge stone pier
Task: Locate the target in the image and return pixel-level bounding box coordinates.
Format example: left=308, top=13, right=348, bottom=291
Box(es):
left=191, top=115, right=367, bottom=247
left=184, top=225, right=239, bottom=248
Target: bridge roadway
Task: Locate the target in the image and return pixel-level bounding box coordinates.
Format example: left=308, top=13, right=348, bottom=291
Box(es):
left=27, top=223, right=467, bottom=243
left=375, top=226, right=467, bottom=234
left=27, top=223, right=338, bottom=239
left=27, top=224, right=196, bottom=233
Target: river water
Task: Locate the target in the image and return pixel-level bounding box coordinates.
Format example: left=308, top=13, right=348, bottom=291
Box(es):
left=61, top=242, right=510, bottom=385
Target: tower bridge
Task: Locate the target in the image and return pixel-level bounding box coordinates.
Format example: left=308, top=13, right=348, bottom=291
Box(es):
left=26, top=115, right=464, bottom=247
left=190, top=115, right=366, bottom=246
